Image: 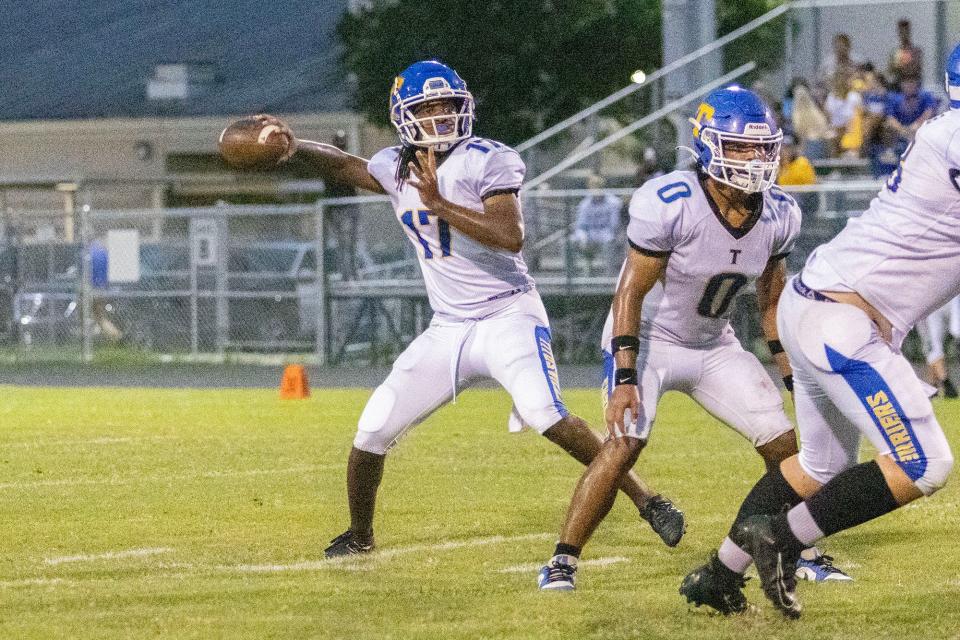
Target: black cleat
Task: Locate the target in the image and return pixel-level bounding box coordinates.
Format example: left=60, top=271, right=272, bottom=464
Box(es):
left=943, top=378, right=958, bottom=399
left=680, top=551, right=749, bottom=615
left=324, top=530, right=374, bottom=558
left=737, top=515, right=802, bottom=619
left=639, top=495, right=686, bottom=547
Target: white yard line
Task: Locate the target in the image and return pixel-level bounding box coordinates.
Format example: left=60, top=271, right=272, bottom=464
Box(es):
left=44, top=547, right=174, bottom=566
left=0, top=577, right=72, bottom=588
left=229, top=532, right=554, bottom=573
left=498, top=556, right=630, bottom=573
left=0, top=464, right=339, bottom=490
left=3, top=533, right=553, bottom=587
left=0, top=435, right=182, bottom=449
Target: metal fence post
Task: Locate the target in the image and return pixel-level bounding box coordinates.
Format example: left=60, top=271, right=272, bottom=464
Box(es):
left=214, top=208, right=228, bottom=361
left=315, top=200, right=329, bottom=366
left=79, top=198, right=93, bottom=363
left=563, top=196, right=574, bottom=363
left=189, top=212, right=199, bottom=357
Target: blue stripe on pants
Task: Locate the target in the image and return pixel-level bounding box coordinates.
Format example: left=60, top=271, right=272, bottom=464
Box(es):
left=602, top=349, right=614, bottom=400
left=535, top=326, right=568, bottom=417
left=825, top=345, right=927, bottom=481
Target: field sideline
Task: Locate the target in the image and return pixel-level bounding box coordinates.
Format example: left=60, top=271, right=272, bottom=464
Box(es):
left=1, top=385, right=958, bottom=639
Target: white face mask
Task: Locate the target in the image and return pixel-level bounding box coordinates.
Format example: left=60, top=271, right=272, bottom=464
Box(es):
left=391, top=92, right=475, bottom=151
left=700, top=128, right=783, bottom=193
left=946, top=72, right=960, bottom=108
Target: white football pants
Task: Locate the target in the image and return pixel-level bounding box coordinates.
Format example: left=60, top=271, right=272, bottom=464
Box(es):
left=778, top=277, right=954, bottom=496
left=353, top=289, right=568, bottom=454
left=600, top=320, right=792, bottom=446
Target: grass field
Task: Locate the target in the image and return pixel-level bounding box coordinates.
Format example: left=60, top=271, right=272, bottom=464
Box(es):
left=1, top=385, right=959, bottom=639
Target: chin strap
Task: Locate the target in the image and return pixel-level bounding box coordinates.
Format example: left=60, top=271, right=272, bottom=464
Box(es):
left=676, top=145, right=698, bottom=164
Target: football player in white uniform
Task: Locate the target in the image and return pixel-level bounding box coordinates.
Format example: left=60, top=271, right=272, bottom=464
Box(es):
left=916, top=297, right=960, bottom=398
left=539, top=87, right=848, bottom=594
left=243, top=60, right=684, bottom=557
left=683, top=45, right=960, bottom=619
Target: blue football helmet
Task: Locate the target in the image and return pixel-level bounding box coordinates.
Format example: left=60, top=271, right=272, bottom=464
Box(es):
left=389, top=60, right=475, bottom=151
left=945, top=42, right=960, bottom=109
left=690, top=86, right=783, bottom=193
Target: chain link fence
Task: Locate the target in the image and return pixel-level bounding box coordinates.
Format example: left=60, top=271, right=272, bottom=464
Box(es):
left=0, top=180, right=899, bottom=365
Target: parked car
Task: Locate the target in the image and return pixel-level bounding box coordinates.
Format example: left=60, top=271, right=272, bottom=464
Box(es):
left=11, top=240, right=325, bottom=350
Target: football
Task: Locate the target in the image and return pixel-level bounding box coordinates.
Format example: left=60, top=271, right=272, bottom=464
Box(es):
left=218, top=116, right=292, bottom=169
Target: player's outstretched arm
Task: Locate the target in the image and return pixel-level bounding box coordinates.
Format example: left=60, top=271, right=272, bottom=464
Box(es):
left=294, top=139, right=386, bottom=195
left=253, top=115, right=386, bottom=195
left=408, top=147, right=523, bottom=252
left=605, top=249, right=667, bottom=437
left=757, top=257, right=793, bottom=389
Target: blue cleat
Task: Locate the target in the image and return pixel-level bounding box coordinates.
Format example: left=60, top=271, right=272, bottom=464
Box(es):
left=537, top=555, right=577, bottom=591
left=796, top=548, right=853, bottom=582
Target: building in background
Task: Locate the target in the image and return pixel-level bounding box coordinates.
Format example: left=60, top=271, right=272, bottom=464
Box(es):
left=0, top=0, right=398, bottom=229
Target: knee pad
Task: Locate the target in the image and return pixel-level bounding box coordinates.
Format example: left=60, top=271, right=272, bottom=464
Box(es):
left=894, top=413, right=955, bottom=496
left=915, top=448, right=954, bottom=496
left=353, top=383, right=402, bottom=455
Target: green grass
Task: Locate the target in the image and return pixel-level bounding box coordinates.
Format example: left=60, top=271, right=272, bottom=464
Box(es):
left=0, top=386, right=958, bottom=639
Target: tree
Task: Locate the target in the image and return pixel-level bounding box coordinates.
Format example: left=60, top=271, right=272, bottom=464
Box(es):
left=338, top=0, right=661, bottom=146
left=338, top=0, right=786, bottom=146
left=719, top=0, right=786, bottom=76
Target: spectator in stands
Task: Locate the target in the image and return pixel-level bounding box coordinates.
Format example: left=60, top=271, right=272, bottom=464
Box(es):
left=888, top=18, right=923, bottom=90
left=781, top=78, right=810, bottom=125
left=860, top=67, right=890, bottom=146
left=885, top=74, right=939, bottom=147
left=778, top=135, right=817, bottom=186
left=824, top=71, right=864, bottom=157
left=791, top=84, right=832, bottom=160
left=817, top=33, right=865, bottom=101
left=571, top=174, right=621, bottom=275
left=860, top=68, right=896, bottom=176
left=778, top=134, right=817, bottom=216
left=324, top=130, right=361, bottom=279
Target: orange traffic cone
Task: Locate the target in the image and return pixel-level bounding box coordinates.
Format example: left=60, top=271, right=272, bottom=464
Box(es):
left=279, top=364, right=310, bottom=399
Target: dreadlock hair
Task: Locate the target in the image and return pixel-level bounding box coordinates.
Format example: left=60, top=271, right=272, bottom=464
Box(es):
left=395, top=144, right=420, bottom=189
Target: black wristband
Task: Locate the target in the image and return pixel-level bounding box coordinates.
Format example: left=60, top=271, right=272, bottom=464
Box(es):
left=767, top=340, right=785, bottom=355
left=611, top=335, right=640, bottom=354
left=614, top=368, right=638, bottom=386
left=782, top=374, right=794, bottom=392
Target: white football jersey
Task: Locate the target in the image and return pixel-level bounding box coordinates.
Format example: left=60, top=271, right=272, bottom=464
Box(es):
left=802, top=109, right=960, bottom=339
left=622, top=170, right=801, bottom=347
left=367, top=137, right=534, bottom=320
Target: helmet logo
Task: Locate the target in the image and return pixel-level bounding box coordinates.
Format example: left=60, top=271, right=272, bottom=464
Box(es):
left=744, top=122, right=772, bottom=135
left=391, top=76, right=405, bottom=97
left=692, top=102, right=715, bottom=138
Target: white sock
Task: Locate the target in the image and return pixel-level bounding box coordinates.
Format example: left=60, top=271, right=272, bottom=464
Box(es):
left=717, top=536, right=752, bottom=574
left=787, top=502, right=826, bottom=546
left=551, top=554, right=578, bottom=568
left=799, top=546, right=822, bottom=561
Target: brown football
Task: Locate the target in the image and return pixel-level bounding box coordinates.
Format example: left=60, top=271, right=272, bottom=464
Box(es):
left=218, top=117, right=292, bottom=169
